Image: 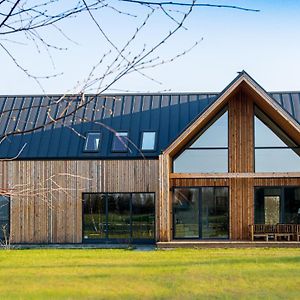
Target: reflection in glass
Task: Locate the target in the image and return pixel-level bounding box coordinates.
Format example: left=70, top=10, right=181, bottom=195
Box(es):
left=83, top=194, right=106, bottom=240
left=84, top=132, right=101, bottom=151
left=173, top=149, right=228, bottom=173
left=284, top=188, right=300, bottom=224
left=112, top=132, right=129, bottom=152
left=173, top=110, right=228, bottom=173
left=82, top=193, right=155, bottom=242
left=255, top=149, right=300, bottom=172
left=254, top=108, right=300, bottom=172
left=141, top=132, right=156, bottom=151
left=254, top=187, right=300, bottom=224
left=201, top=187, right=229, bottom=239
left=191, top=111, right=228, bottom=148
left=0, top=196, right=9, bottom=240
left=173, top=188, right=199, bottom=238
left=255, top=115, right=287, bottom=147
left=107, top=194, right=131, bottom=240
left=132, top=194, right=155, bottom=239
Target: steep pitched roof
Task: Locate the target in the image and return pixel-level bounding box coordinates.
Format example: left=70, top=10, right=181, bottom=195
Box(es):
left=0, top=71, right=299, bottom=159
left=164, top=71, right=300, bottom=157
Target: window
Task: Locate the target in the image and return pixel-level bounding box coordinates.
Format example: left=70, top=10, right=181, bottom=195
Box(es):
left=141, top=132, right=156, bottom=151
left=173, top=187, right=229, bottom=239
left=83, top=193, right=155, bottom=242
left=254, top=107, right=300, bottom=172
left=84, top=132, right=101, bottom=152
left=112, top=132, right=129, bottom=152
left=255, top=187, right=300, bottom=224
left=173, top=110, right=228, bottom=173
left=0, top=196, right=9, bottom=241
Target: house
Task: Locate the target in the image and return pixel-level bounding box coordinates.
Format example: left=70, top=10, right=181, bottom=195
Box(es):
left=0, top=71, right=300, bottom=245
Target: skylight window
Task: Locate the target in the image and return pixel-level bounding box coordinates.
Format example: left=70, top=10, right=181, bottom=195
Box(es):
left=141, top=132, right=156, bottom=151
left=84, top=132, right=101, bottom=152
left=112, top=132, right=129, bottom=152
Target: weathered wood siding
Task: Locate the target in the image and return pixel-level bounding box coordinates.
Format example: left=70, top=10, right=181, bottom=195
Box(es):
left=0, top=160, right=159, bottom=243
left=161, top=88, right=300, bottom=241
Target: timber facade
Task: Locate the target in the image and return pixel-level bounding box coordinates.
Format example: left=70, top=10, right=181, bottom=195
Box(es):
left=1, top=71, right=300, bottom=245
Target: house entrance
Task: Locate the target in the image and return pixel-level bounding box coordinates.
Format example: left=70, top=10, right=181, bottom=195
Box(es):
left=173, top=187, right=229, bottom=239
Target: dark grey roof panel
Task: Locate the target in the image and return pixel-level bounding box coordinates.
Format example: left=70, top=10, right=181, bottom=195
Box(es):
left=0, top=89, right=299, bottom=159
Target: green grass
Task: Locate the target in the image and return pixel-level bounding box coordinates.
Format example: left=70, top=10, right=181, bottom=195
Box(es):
left=0, top=248, right=300, bottom=299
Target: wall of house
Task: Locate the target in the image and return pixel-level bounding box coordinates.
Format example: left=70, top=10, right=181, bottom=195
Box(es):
left=0, top=159, right=159, bottom=243
left=160, top=87, right=300, bottom=241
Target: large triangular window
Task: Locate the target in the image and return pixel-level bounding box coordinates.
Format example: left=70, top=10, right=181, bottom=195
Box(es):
left=173, top=109, right=228, bottom=173
left=255, top=107, right=300, bottom=172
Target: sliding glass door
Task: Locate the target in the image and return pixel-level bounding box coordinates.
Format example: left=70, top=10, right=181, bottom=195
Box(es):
left=173, top=187, right=229, bottom=239
left=83, top=193, right=155, bottom=243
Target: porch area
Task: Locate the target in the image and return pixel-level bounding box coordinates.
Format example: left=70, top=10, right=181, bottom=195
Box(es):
left=157, top=240, right=300, bottom=248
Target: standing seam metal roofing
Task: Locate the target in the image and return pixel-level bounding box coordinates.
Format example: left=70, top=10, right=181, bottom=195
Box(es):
left=0, top=90, right=299, bottom=159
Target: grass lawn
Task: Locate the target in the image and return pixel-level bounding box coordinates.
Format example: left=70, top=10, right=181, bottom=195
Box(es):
left=0, top=248, right=300, bottom=299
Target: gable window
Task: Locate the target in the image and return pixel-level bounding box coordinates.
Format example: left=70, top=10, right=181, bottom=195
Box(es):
left=254, top=107, right=300, bottom=172
left=0, top=196, right=9, bottom=241
left=84, top=132, right=101, bottom=152
left=112, top=132, right=129, bottom=152
left=173, top=109, right=228, bottom=173
left=141, top=132, right=156, bottom=151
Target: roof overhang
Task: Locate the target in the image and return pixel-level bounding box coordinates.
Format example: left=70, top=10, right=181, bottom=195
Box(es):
left=163, top=71, right=300, bottom=157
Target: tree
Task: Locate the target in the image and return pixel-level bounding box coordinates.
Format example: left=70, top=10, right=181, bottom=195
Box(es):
left=0, top=1, right=258, bottom=246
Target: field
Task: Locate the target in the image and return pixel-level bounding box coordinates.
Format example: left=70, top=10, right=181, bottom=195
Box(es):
left=0, top=248, right=300, bottom=299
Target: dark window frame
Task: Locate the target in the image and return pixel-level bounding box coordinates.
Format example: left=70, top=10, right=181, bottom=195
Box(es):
left=83, top=132, right=101, bottom=153
left=82, top=192, right=155, bottom=244
left=172, top=186, right=229, bottom=240
left=254, top=186, right=300, bottom=224
left=253, top=106, right=300, bottom=172
left=111, top=131, right=130, bottom=153
left=172, top=107, right=229, bottom=173
left=0, top=195, right=10, bottom=242
left=140, top=131, right=157, bottom=152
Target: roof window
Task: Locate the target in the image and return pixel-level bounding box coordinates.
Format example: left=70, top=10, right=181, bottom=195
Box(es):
left=141, top=132, right=156, bottom=151
left=112, top=132, right=129, bottom=152
left=84, top=132, right=101, bottom=152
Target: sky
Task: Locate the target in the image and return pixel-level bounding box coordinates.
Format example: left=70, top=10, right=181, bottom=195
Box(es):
left=1, top=0, right=300, bottom=94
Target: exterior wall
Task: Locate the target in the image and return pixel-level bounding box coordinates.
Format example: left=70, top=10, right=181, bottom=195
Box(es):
left=0, top=159, right=159, bottom=244
left=160, top=88, right=300, bottom=241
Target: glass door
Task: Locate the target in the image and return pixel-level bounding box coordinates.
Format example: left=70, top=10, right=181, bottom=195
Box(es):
left=173, top=187, right=229, bottom=239
left=201, top=187, right=229, bottom=239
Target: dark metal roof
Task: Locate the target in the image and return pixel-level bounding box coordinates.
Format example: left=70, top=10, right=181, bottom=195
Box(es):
left=0, top=89, right=299, bottom=159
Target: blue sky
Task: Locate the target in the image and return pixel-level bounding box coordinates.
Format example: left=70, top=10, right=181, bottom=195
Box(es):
left=1, top=1, right=300, bottom=94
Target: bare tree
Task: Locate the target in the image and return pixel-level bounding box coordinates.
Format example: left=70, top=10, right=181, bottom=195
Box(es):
left=0, top=1, right=258, bottom=246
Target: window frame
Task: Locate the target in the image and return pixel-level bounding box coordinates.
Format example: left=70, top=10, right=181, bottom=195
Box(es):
left=254, top=186, right=300, bottom=224
left=82, top=192, right=155, bottom=244
left=172, top=186, right=229, bottom=240
left=83, top=132, right=101, bottom=153
left=111, top=131, right=129, bottom=153
left=253, top=106, right=300, bottom=172
left=0, top=195, right=10, bottom=242
left=172, top=107, right=229, bottom=173
left=140, top=131, right=157, bottom=152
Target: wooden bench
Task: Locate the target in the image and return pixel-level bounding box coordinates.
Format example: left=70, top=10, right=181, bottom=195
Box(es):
left=249, top=224, right=300, bottom=242
left=249, top=224, right=276, bottom=241
left=275, top=224, right=294, bottom=241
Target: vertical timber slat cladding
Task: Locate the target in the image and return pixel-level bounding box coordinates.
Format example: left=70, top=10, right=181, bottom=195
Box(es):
left=166, top=87, right=300, bottom=241
left=228, top=90, right=254, bottom=173
left=1, top=159, right=158, bottom=244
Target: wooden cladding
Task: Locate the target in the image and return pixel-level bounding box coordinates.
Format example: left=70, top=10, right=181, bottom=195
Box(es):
left=162, top=86, right=300, bottom=241
left=228, top=91, right=254, bottom=173
left=170, top=176, right=300, bottom=240
left=0, top=160, right=159, bottom=244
